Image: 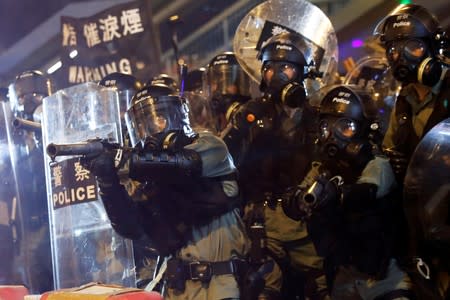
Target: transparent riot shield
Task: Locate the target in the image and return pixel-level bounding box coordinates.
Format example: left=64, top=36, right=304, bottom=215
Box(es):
left=233, top=0, right=339, bottom=94
left=343, top=56, right=401, bottom=134
left=0, top=98, right=19, bottom=285
left=403, top=118, right=450, bottom=259
left=41, top=82, right=136, bottom=289
left=2, top=88, right=53, bottom=294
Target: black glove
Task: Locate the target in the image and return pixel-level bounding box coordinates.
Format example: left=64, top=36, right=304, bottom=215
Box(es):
left=284, top=174, right=341, bottom=221
left=143, top=131, right=194, bottom=153
left=80, top=150, right=118, bottom=183
left=384, top=148, right=409, bottom=183
left=313, top=175, right=341, bottom=212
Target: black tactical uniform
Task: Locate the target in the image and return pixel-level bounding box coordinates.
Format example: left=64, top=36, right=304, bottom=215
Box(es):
left=84, top=85, right=249, bottom=300
left=373, top=3, right=450, bottom=184
left=283, top=84, right=413, bottom=299
left=223, top=32, right=327, bottom=300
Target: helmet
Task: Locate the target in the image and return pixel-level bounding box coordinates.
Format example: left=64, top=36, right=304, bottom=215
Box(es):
left=183, top=68, right=216, bottom=133
left=257, top=32, right=318, bottom=107
left=185, top=68, right=206, bottom=92
left=373, top=4, right=441, bottom=43
left=319, top=85, right=381, bottom=163
left=373, top=4, right=446, bottom=86
left=205, top=52, right=252, bottom=132
left=10, top=70, right=54, bottom=121
left=125, top=85, right=193, bottom=147
left=206, top=52, right=251, bottom=100
left=99, top=72, right=142, bottom=114
left=147, top=74, right=179, bottom=94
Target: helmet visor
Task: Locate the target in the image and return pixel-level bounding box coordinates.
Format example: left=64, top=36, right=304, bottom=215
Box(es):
left=125, top=96, right=188, bottom=147
left=207, top=62, right=251, bottom=99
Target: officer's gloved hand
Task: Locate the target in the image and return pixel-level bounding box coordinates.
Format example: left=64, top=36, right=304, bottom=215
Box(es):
left=383, top=148, right=409, bottom=183
left=299, top=174, right=341, bottom=219
left=314, top=176, right=341, bottom=212
left=81, top=151, right=118, bottom=185
left=143, top=131, right=191, bottom=153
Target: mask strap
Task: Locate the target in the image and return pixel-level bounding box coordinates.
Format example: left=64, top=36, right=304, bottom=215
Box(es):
left=431, top=65, right=448, bottom=94
left=417, top=57, right=433, bottom=84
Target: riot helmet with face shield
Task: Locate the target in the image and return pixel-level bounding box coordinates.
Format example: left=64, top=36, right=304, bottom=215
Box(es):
left=185, top=68, right=205, bottom=93
left=319, top=85, right=381, bottom=166
left=99, top=72, right=142, bottom=117
left=184, top=68, right=216, bottom=133
left=10, top=70, right=53, bottom=122
left=257, top=32, right=320, bottom=108
left=147, top=74, right=179, bottom=94
left=205, top=52, right=251, bottom=132
left=373, top=4, right=447, bottom=87
left=125, top=85, right=194, bottom=149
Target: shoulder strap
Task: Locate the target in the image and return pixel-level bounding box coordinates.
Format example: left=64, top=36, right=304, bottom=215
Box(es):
left=392, top=94, right=419, bottom=156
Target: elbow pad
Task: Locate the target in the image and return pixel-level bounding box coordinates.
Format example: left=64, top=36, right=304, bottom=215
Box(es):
left=129, top=149, right=203, bottom=182
left=98, top=180, right=143, bottom=240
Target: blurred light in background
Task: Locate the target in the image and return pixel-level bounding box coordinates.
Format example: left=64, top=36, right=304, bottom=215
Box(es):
left=351, top=39, right=364, bottom=48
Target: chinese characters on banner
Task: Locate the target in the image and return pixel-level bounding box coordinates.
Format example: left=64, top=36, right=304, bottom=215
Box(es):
left=57, top=0, right=161, bottom=88
left=51, top=158, right=99, bottom=209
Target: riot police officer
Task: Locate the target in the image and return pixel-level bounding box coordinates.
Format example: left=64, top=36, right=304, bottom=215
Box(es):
left=373, top=4, right=450, bottom=298
left=99, top=72, right=142, bottom=120
left=282, top=84, right=413, bottom=299
left=99, top=72, right=158, bottom=288
left=146, top=73, right=179, bottom=94
left=205, top=52, right=252, bottom=135
left=226, top=32, right=328, bottom=299
left=9, top=70, right=54, bottom=293
left=373, top=3, right=450, bottom=184
left=183, top=68, right=216, bottom=133
left=82, top=84, right=250, bottom=299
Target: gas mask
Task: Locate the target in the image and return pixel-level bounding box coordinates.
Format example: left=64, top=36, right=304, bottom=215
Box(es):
left=261, top=61, right=306, bottom=108
left=386, top=38, right=443, bottom=87
left=319, top=116, right=372, bottom=165
left=18, top=93, right=44, bottom=121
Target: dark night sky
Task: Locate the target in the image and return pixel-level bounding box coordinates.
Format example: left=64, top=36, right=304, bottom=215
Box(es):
left=0, top=0, right=74, bottom=52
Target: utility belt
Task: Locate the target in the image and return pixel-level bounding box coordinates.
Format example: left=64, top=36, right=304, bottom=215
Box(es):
left=248, top=192, right=286, bottom=209
left=165, top=258, right=247, bottom=292
left=262, top=191, right=291, bottom=210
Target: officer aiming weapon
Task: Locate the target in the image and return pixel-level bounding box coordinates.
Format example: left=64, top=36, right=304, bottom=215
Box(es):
left=291, top=171, right=344, bottom=221
left=12, top=117, right=41, bottom=133
left=46, top=139, right=123, bottom=162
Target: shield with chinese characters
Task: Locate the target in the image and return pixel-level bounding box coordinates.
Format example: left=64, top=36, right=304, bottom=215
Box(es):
left=233, top=0, right=338, bottom=96
left=42, top=82, right=136, bottom=289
